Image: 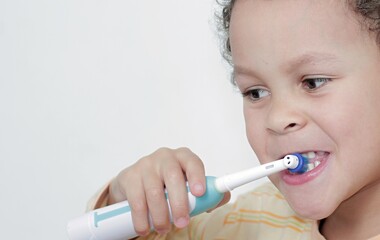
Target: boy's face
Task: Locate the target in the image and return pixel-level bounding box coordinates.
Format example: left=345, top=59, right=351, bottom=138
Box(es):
left=230, top=0, right=380, bottom=219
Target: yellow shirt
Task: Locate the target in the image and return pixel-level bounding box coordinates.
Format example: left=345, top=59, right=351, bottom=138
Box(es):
left=89, top=182, right=380, bottom=240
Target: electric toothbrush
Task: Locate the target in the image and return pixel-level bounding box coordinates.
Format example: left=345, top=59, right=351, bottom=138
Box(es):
left=67, top=153, right=307, bottom=240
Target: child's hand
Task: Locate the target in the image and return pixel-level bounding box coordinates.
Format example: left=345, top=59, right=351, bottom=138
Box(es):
left=107, top=147, right=231, bottom=236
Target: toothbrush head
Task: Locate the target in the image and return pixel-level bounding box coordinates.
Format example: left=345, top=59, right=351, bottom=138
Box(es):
left=287, top=153, right=309, bottom=174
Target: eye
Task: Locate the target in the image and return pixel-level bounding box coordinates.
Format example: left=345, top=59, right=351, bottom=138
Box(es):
left=242, top=88, right=270, bottom=101
left=302, top=77, right=330, bottom=91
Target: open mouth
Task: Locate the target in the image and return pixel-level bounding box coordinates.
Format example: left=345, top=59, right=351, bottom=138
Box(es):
left=289, top=151, right=330, bottom=174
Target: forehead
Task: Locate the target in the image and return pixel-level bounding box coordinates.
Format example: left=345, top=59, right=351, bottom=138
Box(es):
left=228, top=0, right=367, bottom=70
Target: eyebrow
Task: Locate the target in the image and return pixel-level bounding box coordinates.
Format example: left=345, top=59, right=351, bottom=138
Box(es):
left=233, top=52, right=340, bottom=80
left=233, top=65, right=260, bottom=79
left=283, top=52, right=341, bottom=73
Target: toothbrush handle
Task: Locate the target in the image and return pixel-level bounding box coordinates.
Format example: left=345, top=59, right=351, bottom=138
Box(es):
left=214, top=159, right=288, bottom=192
left=67, top=176, right=224, bottom=240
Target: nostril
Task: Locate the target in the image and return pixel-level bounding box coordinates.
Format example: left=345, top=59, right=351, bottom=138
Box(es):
left=288, top=123, right=297, bottom=128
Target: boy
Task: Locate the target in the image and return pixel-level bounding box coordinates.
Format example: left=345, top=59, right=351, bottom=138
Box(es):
left=90, top=0, right=380, bottom=239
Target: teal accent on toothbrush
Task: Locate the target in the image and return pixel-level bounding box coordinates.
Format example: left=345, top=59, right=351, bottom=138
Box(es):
left=189, top=176, right=224, bottom=217
left=94, top=205, right=131, bottom=227
left=67, top=153, right=308, bottom=240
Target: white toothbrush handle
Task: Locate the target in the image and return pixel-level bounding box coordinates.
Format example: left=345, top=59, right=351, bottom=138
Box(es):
left=214, top=155, right=299, bottom=192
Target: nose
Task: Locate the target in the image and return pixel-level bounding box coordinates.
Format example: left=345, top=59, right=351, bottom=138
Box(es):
left=265, top=96, right=307, bottom=135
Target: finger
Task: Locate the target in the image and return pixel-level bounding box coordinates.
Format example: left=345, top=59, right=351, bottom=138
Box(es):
left=162, top=161, right=190, bottom=229
left=143, top=171, right=172, bottom=235
left=175, top=147, right=206, bottom=197
left=109, top=167, right=140, bottom=204
left=122, top=170, right=151, bottom=236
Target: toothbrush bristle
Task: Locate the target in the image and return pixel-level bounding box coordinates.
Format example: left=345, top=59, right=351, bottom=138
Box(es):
left=288, top=153, right=309, bottom=174
left=299, top=155, right=309, bottom=173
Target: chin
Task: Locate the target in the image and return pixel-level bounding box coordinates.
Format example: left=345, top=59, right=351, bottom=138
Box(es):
left=272, top=162, right=342, bottom=220
left=278, top=184, right=341, bottom=220
left=286, top=195, right=338, bottom=220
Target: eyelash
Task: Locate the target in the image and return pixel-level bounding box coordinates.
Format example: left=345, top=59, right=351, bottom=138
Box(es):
left=241, top=77, right=331, bottom=101
left=241, top=88, right=270, bottom=102
left=302, top=77, right=331, bottom=91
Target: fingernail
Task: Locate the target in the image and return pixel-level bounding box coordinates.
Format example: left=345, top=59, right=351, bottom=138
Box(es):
left=193, top=183, right=204, bottom=195
left=175, top=217, right=189, bottom=228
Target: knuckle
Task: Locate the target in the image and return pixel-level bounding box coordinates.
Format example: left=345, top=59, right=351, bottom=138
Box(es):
left=165, top=170, right=183, bottom=183
left=174, top=147, right=202, bottom=165
left=155, top=147, right=173, bottom=156
left=138, top=156, right=154, bottom=167
left=129, top=199, right=147, bottom=214
left=134, top=225, right=150, bottom=236
left=194, top=158, right=205, bottom=168
left=174, top=147, right=191, bottom=158
left=176, top=146, right=191, bottom=153
left=119, top=167, right=137, bottom=181
left=145, top=187, right=164, bottom=202
left=153, top=221, right=171, bottom=234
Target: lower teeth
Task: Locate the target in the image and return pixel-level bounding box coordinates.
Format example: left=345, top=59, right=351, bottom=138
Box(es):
left=306, top=160, right=321, bottom=172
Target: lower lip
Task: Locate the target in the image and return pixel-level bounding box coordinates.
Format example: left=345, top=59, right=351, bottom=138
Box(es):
left=281, top=154, right=330, bottom=185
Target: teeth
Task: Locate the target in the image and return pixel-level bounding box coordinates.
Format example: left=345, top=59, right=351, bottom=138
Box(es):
left=314, top=160, right=321, bottom=167
left=305, top=160, right=321, bottom=172
left=291, top=151, right=327, bottom=174
left=307, top=152, right=316, bottom=159
left=306, top=163, right=314, bottom=171
left=301, top=151, right=316, bottom=159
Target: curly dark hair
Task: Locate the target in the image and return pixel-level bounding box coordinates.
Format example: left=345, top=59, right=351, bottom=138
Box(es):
left=216, top=0, right=380, bottom=68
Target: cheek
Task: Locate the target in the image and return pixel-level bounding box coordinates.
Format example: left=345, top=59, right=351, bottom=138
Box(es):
left=312, top=80, right=377, bottom=145
left=319, top=99, right=360, bottom=139
left=318, top=84, right=380, bottom=181
left=326, top=86, right=380, bottom=146
left=243, top=105, right=267, bottom=160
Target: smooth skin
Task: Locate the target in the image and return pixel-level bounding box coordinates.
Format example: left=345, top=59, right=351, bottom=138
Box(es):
left=109, top=0, right=380, bottom=239
left=231, top=0, right=380, bottom=239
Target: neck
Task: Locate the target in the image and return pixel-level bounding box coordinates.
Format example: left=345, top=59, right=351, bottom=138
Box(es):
left=321, top=179, right=380, bottom=240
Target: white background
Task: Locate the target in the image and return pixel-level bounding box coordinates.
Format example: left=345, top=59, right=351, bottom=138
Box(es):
left=0, top=0, right=265, bottom=239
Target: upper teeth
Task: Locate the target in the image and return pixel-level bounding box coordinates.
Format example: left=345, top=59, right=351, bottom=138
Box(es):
left=302, top=152, right=316, bottom=159
left=301, top=151, right=324, bottom=172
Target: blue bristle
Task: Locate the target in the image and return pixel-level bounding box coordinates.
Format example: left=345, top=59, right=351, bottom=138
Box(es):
left=288, top=153, right=309, bottom=174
